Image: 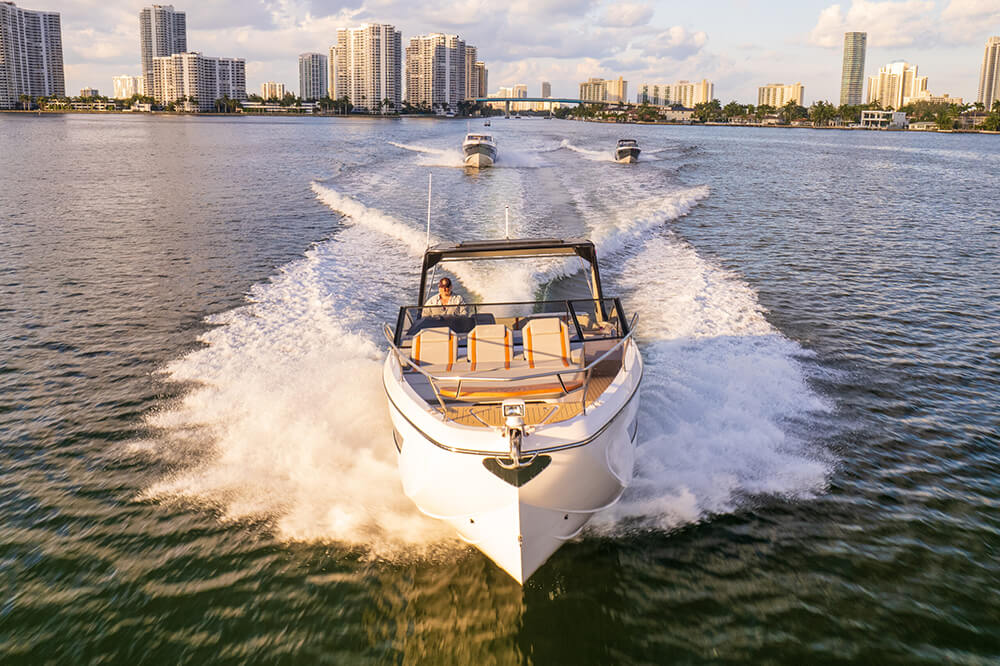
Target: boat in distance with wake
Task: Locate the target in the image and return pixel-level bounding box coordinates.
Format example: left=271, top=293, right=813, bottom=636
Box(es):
left=614, top=139, right=641, bottom=163
left=462, top=133, right=497, bottom=168
left=382, top=238, right=643, bottom=583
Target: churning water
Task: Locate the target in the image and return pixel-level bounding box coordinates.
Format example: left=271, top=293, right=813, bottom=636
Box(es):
left=2, top=114, right=998, bottom=663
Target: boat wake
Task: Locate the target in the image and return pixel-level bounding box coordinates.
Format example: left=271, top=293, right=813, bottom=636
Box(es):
left=590, top=235, right=832, bottom=534
left=389, top=140, right=546, bottom=169
left=560, top=139, right=613, bottom=161
left=134, top=169, right=831, bottom=564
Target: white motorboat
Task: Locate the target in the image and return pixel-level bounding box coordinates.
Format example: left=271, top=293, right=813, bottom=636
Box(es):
left=382, top=239, right=642, bottom=583
left=462, top=133, right=497, bottom=168
left=614, top=138, right=641, bottom=163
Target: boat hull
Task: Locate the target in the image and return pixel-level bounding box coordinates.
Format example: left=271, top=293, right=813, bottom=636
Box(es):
left=383, top=342, right=642, bottom=583
left=463, top=143, right=497, bottom=168
left=615, top=147, right=641, bottom=163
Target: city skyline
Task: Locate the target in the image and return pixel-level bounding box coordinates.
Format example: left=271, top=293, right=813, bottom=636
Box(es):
left=15, top=0, right=1000, bottom=105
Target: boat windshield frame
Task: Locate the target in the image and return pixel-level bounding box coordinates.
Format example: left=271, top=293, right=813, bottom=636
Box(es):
left=417, top=238, right=606, bottom=308
left=392, top=297, right=630, bottom=348
left=617, top=139, right=638, bottom=147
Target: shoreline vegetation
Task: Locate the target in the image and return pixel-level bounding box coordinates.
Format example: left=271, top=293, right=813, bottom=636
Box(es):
left=5, top=93, right=1000, bottom=133
left=3, top=108, right=998, bottom=134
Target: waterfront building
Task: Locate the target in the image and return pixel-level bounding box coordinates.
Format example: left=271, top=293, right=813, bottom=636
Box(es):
left=978, top=36, right=1000, bottom=109
left=541, top=81, right=551, bottom=98
left=473, top=61, right=487, bottom=101
left=260, top=81, right=285, bottom=100
left=139, top=4, right=186, bottom=97
left=758, top=82, right=804, bottom=107
left=840, top=32, right=867, bottom=106
left=0, top=1, right=65, bottom=109
left=860, top=109, right=907, bottom=129
left=579, top=77, right=628, bottom=104
left=112, top=75, right=145, bottom=99
left=579, top=78, right=607, bottom=102
left=606, top=76, right=627, bottom=103
left=672, top=79, right=713, bottom=107
left=298, top=52, right=327, bottom=100
left=867, top=61, right=926, bottom=109
left=903, top=91, right=963, bottom=106
left=464, top=46, right=482, bottom=99
left=151, top=52, right=246, bottom=111
left=405, top=33, right=465, bottom=110
left=80, top=87, right=98, bottom=98
left=330, top=23, right=402, bottom=113
left=637, top=83, right=672, bottom=106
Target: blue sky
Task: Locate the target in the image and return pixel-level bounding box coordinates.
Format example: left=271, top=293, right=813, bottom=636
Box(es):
left=44, top=0, right=1000, bottom=103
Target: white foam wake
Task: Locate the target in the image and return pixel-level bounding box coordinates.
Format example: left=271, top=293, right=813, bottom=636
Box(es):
left=590, top=185, right=711, bottom=257
left=561, top=139, right=613, bottom=161
left=590, top=235, right=831, bottom=533
left=389, top=140, right=546, bottom=168
left=134, top=226, right=459, bottom=558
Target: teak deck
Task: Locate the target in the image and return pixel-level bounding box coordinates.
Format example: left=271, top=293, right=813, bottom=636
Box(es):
left=443, top=375, right=615, bottom=427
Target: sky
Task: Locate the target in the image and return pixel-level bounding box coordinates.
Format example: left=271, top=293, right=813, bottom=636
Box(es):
left=43, top=0, right=1000, bottom=104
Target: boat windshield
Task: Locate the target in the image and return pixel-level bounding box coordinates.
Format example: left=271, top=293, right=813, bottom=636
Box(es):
left=392, top=298, right=629, bottom=347
left=617, top=139, right=638, bottom=147
left=466, top=134, right=493, bottom=141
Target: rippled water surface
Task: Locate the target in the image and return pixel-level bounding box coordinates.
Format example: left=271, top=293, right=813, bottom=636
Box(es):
left=2, top=114, right=998, bottom=663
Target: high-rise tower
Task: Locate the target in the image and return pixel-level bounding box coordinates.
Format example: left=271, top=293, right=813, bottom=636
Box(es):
left=0, top=1, right=65, bottom=109
left=330, top=24, right=402, bottom=113
left=139, top=5, right=186, bottom=96
left=298, top=52, right=328, bottom=100
left=840, top=32, right=867, bottom=106
left=405, top=33, right=466, bottom=110
left=978, top=36, right=1000, bottom=109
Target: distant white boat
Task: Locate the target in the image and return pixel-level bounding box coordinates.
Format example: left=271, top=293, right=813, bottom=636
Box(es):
left=462, top=133, right=497, bottom=168
left=614, top=138, right=641, bottom=163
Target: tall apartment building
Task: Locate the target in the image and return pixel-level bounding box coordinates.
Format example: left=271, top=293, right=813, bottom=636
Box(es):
left=978, top=36, right=1000, bottom=109
left=139, top=5, right=186, bottom=96
left=673, top=79, right=713, bottom=107
left=298, top=52, right=327, bottom=100
left=0, top=1, right=65, bottom=109
left=758, top=82, right=804, bottom=107
left=80, top=87, right=98, bottom=97
left=840, top=32, right=867, bottom=106
left=541, top=81, right=551, bottom=98
left=261, top=81, right=285, bottom=100
left=473, top=62, right=487, bottom=100
left=578, top=78, right=609, bottom=102
left=151, top=52, right=246, bottom=111
left=867, top=61, right=926, bottom=109
left=330, top=24, right=402, bottom=112
left=112, top=74, right=146, bottom=98
left=464, top=45, right=481, bottom=99
left=637, top=83, right=672, bottom=105
left=606, top=76, right=627, bottom=103
left=405, top=33, right=465, bottom=110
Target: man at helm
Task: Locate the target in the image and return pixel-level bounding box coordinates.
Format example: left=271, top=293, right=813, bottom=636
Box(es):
left=423, top=277, right=467, bottom=316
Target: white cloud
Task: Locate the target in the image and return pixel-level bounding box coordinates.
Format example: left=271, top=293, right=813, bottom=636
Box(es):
left=808, top=0, right=937, bottom=48
left=940, top=0, right=1000, bottom=42
left=808, top=0, right=998, bottom=49
left=601, top=2, right=654, bottom=28
left=639, top=26, right=709, bottom=60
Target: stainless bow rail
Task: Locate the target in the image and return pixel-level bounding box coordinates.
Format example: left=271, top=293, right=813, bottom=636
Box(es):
left=382, top=313, right=639, bottom=424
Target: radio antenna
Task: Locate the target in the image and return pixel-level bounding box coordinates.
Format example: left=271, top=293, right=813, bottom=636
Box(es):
left=505, top=205, right=510, bottom=239
left=425, top=173, right=433, bottom=248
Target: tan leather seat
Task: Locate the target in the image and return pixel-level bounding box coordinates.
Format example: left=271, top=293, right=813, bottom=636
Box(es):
left=467, top=323, right=512, bottom=371
left=410, top=327, right=457, bottom=371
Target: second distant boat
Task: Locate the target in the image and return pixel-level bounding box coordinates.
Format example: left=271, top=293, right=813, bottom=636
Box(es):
left=463, top=133, right=498, bottom=168
left=614, top=139, right=641, bottom=163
